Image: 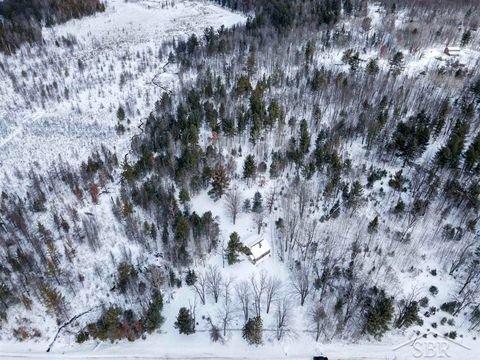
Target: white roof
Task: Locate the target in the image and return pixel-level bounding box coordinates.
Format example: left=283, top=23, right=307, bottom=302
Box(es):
left=249, top=239, right=271, bottom=260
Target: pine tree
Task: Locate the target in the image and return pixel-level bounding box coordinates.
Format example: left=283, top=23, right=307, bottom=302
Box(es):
left=390, top=52, right=404, bottom=74
left=185, top=269, right=197, bottom=285
left=344, top=181, right=364, bottom=209
left=435, top=120, right=470, bottom=168
left=246, top=46, right=256, bottom=77
left=208, top=165, right=230, bottom=201
left=298, top=119, right=311, bottom=157
left=174, top=307, right=195, bottom=335
left=243, top=199, right=251, bottom=212
left=242, top=317, right=263, bottom=345
left=144, top=289, right=164, bottom=333
left=150, top=222, right=157, bottom=240
left=39, top=283, right=64, bottom=318
left=226, top=232, right=247, bottom=265
left=367, top=216, right=379, bottom=234
left=394, top=300, right=422, bottom=329
left=179, top=188, right=190, bottom=205
left=366, top=58, right=379, bottom=75
left=243, top=155, right=256, bottom=180
left=461, top=29, right=472, bottom=47
left=117, top=105, right=125, bottom=122
left=393, top=199, right=405, bottom=214
left=434, top=99, right=450, bottom=136
left=464, top=133, right=480, bottom=172
left=362, top=288, right=394, bottom=339
left=311, top=68, right=324, bottom=91
left=236, top=75, right=252, bottom=96
left=0, top=283, right=12, bottom=308
left=305, top=40, right=315, bottom=65
left=390, top=111, right=430, bottom=162
left=252, top=192, right=263, bottom=213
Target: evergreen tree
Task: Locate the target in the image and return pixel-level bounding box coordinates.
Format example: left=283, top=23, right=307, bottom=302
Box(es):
left=242, top=317, right=263, bottom=345
left=305, top=40, right=315, bottom=65
left=179, top=188, right=190, bottom=205
left=117, top=105, right=125, bottom=122
left=226, top=232, right=248, bottom=265
left=236, top=75, right=252, bottom=96
left=461, top=29, right=472, bottom=47
left=243, top=155, right=256, bottom=180
left=208, top=165, right=230, bottom=200
left=144, top=289, right=164, bottom=333
left=367, top=216, right=379, bottom=234
left=298, top=119, right=311, bottom=157
left=393, top=199, right=405, bottom=214
left=341, top=48, right=361, bottom=71
left=247, top=46, right=256, bottom=77
left=390, top=111, right=430, bottom=162
left=344, top=181, right=364, bottom=210
left=362, top=287, right=394, bottom=339
left=435, top=120, right=470, bottom=168
left=185, top=269, right=197, bottom=286
left=366, top=58, right=379, bottom=75
left=252, top=192, right=263, bottom=213
left=243, top=199, right=251, bottom=212
left=464, top=133, right=480, bottom=172
left=394, top=300, right=422, bottom=329
left=390, top=52, right=404, bottom=74
left=174, top=307, right=195, bottom=335
left=434, top=99, right=450, bottom=136
left=311, top=68, right=324, bottom=91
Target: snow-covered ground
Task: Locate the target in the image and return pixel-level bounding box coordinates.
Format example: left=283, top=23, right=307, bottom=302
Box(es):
left=0, top=330, right=478, bottom=360
left=1, top=2, right=479, bottom=359
left=0, top=0, right=246, bottom=186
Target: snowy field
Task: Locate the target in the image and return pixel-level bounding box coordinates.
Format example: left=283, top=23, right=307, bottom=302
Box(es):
left=0, top=0, right=246, bottom=186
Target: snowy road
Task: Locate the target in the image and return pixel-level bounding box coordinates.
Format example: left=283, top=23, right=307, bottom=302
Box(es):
left=0, top=354, right=376, bottom=360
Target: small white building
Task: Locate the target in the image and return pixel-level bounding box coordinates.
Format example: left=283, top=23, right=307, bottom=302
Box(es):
left=444, top=46, right=461, bottom=57
left=247, top=239, right=271, bottom=265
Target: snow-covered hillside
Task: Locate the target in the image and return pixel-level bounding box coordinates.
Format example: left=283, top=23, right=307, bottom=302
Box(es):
left=0, top=0, right=245, bottom=185
left=0, top=0, right=479, bottom=359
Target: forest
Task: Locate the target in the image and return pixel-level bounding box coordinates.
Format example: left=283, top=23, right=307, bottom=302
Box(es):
left=0, top=0, right=479, bottom=353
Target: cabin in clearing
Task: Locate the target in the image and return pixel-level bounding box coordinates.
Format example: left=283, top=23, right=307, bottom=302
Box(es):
left=247, top=239, right=271, bottom=265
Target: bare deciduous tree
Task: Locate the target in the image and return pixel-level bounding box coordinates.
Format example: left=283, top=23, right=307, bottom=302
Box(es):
left=297, top=182, right=309, bottom=219
left=225, top=187, right=242, bottom=225
left=251, top=271, right=267, bottom=317
left=217, top=277, right=235, bottom=336
left=275, top=296, right=291, bottom=340
left=310, top=302, right=326, bottom=342
left=193, top=270, right=207, bottom=305
left=292, top=267, right=310, bottom=306
left=266, top=186, right=277, bottom=214
left=206, top=265, right=223, bottom=303
left=235, top=280, right=251, bottom=322
left=265, top=276, right=282, bottom=314
left=253, top=211, right=265, bottom=235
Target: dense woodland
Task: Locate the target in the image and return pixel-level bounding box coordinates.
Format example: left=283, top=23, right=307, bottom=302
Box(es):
left=0, top=0, right=480, bottom=348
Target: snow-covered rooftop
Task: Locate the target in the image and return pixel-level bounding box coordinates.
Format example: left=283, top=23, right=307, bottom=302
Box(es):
left=248, top=239, right=271, bottom=264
